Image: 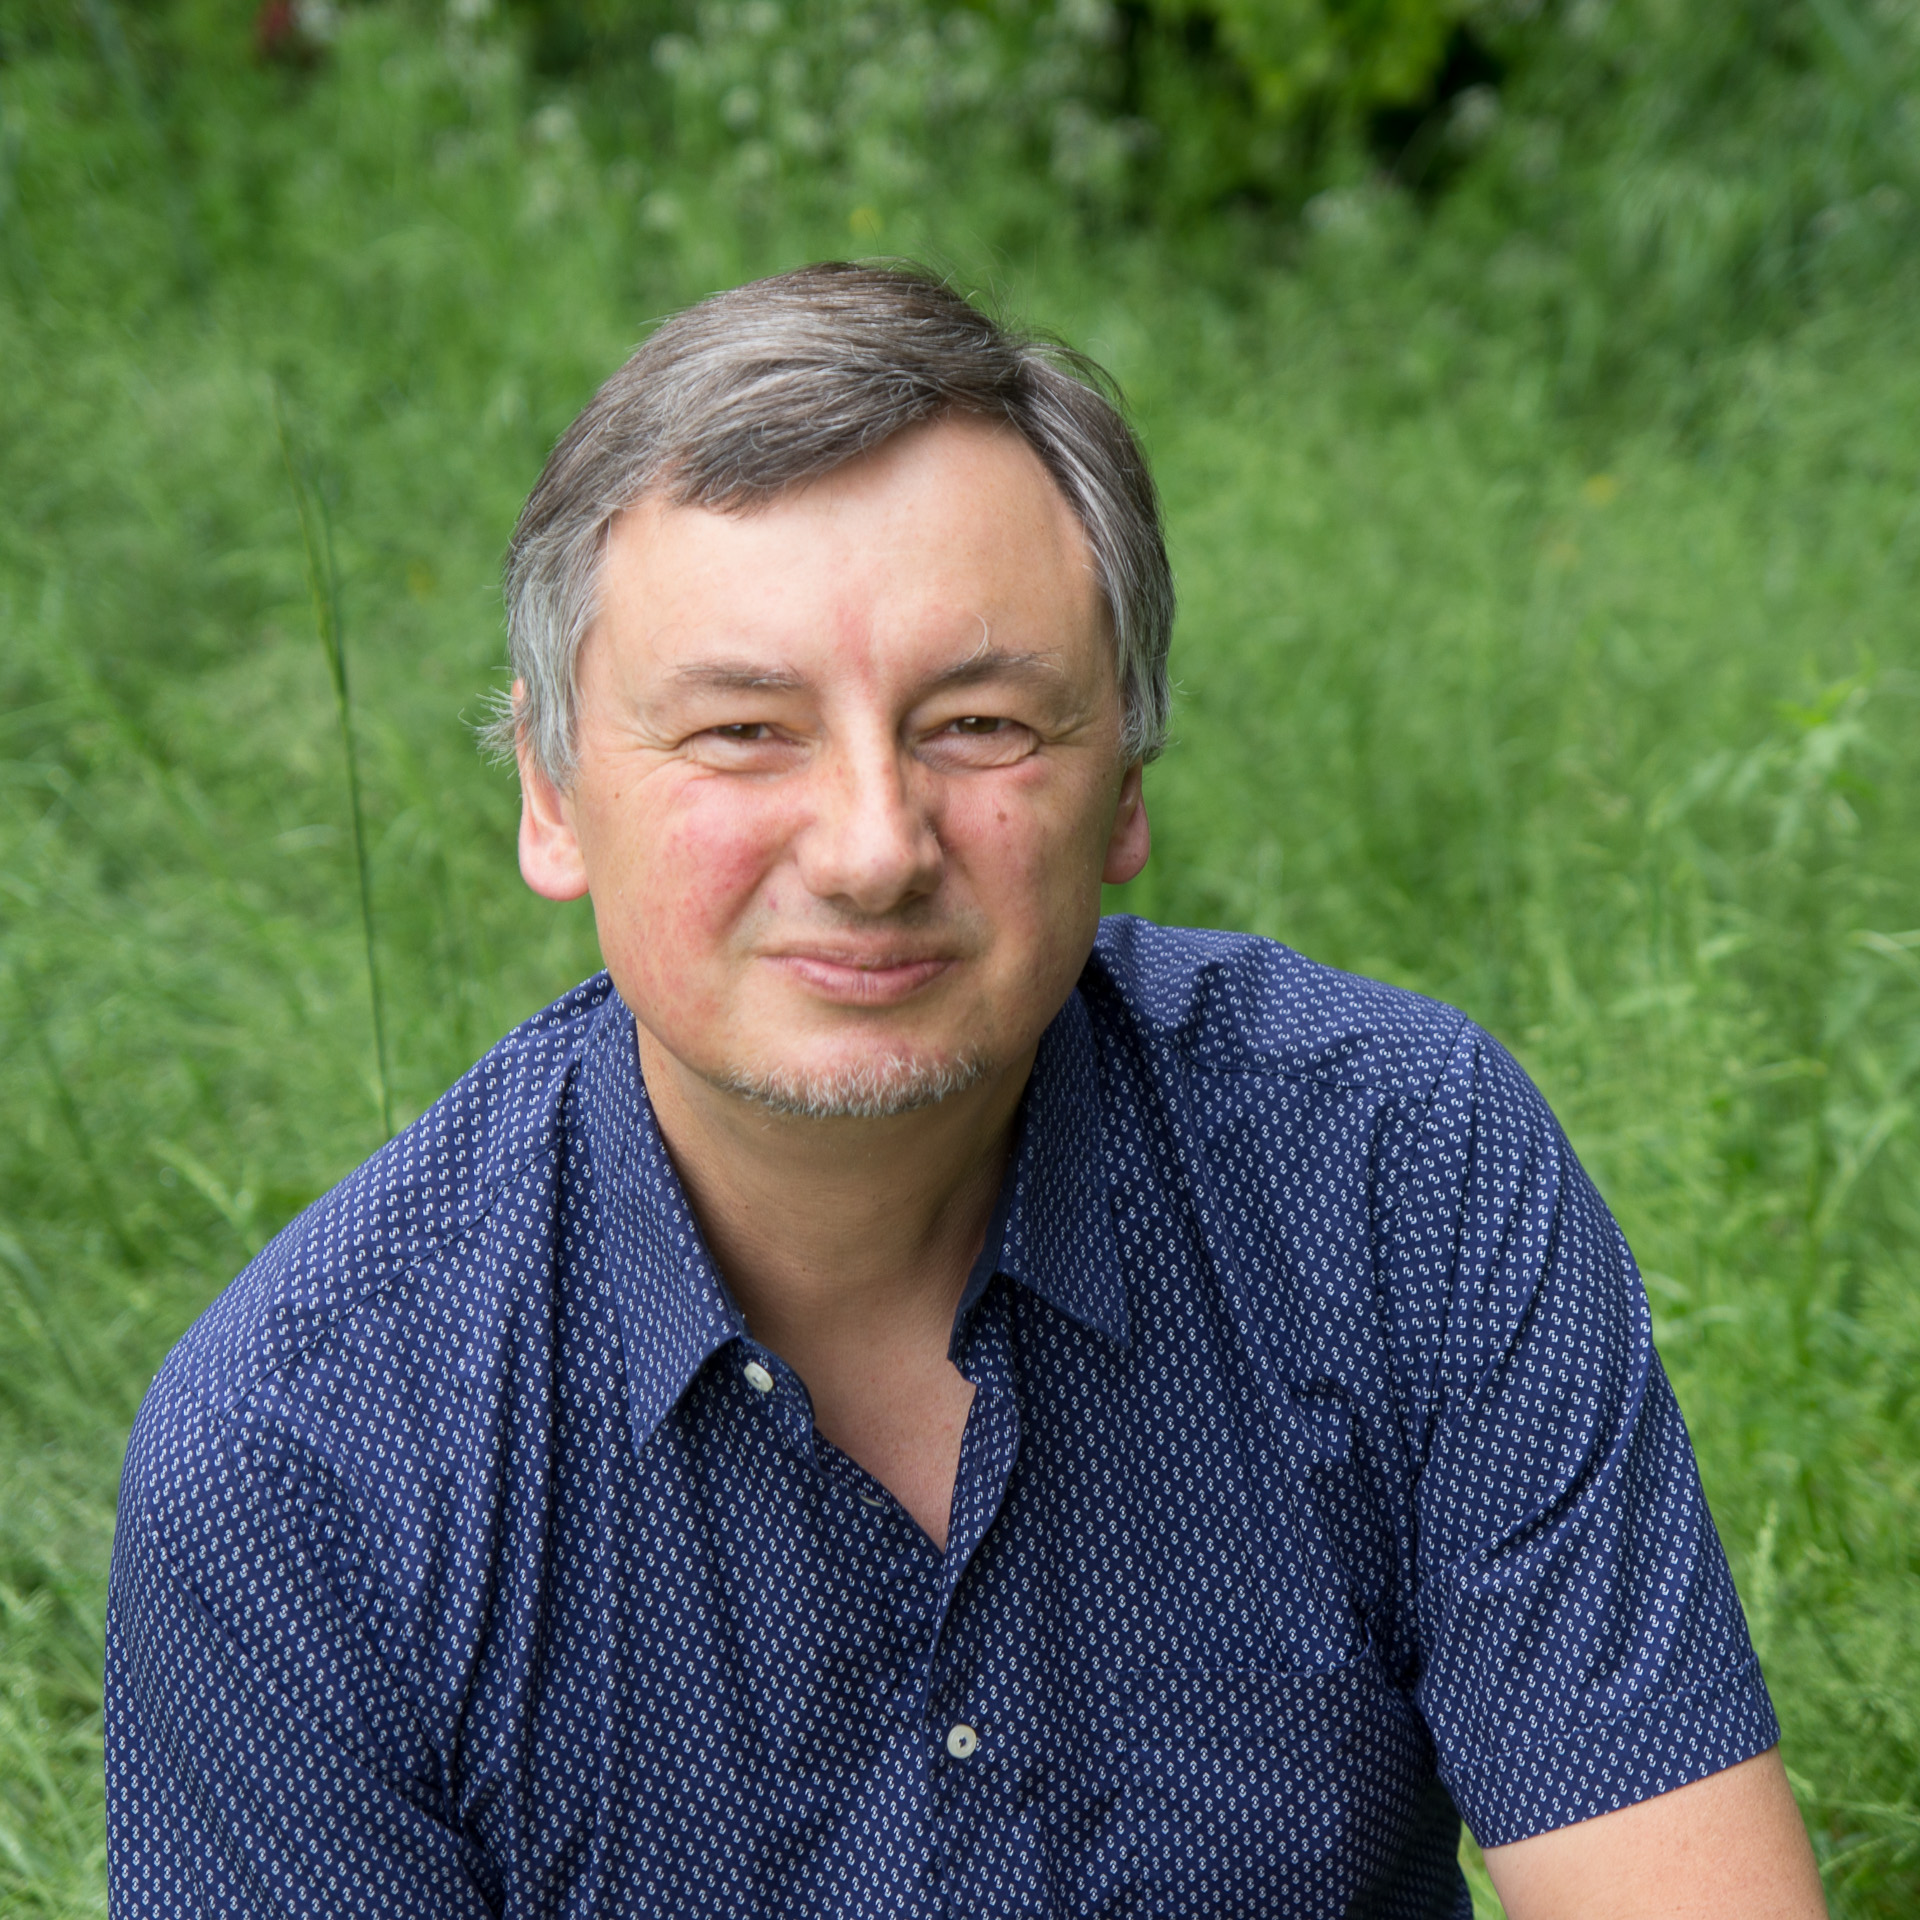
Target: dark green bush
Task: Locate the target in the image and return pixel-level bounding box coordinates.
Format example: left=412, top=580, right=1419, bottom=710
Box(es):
left=508, top=0, right=1490, bottom=215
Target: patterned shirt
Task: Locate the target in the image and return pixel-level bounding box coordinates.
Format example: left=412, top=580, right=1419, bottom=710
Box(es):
left=106, top=919, right=1778, bottom=1917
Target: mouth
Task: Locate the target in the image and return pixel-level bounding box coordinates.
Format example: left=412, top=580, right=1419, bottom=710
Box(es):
left=765, top=949, right=957, bottom=1007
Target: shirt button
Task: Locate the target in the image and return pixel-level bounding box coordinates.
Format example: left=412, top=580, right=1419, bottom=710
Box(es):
left=858, top=1491, right=886, bottom=1509
left=742, top=1361, right=775, bottom=1394
left=945, top=1723, right=979, bottom=1759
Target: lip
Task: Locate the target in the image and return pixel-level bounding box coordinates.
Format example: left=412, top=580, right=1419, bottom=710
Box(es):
left=766, top=951, right=956, bottom=1006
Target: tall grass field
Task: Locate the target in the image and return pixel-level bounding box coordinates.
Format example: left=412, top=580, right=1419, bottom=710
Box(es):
left=2, top=1, right=1917, bottom=1913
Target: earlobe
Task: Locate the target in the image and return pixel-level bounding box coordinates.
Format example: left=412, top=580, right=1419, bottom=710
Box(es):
left=1101, top=764, right=1151, bottom=886
left=516, top=731, right=591, bottom=903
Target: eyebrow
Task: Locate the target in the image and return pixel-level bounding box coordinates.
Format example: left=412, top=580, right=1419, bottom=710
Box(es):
left=924, top=648, right=1068, bottom=693
left=667, top=648, right=1069, bottom=697
left=668, top=663, right=809, bottom=693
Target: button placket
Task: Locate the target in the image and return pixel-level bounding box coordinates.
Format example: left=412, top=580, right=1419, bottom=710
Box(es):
left=734, top=1348, right=821, bottom=1461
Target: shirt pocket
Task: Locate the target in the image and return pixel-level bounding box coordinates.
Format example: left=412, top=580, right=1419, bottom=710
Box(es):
left=1117, top=1658, right=1434, bottom=1920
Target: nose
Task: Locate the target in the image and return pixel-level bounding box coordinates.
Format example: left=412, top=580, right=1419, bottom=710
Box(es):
left=793, top=731, right=943, bottom=915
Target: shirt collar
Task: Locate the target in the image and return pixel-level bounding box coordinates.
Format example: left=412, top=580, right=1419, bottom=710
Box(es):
left=579, top=995, right=743, bottom=1444
left=580, top=981, right=1130, bottom=1447
left=993, top=988, right=1130, bottom=1348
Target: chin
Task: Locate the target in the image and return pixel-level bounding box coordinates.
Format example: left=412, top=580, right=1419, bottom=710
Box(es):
left=707, top=1045, right=993, bottom=1121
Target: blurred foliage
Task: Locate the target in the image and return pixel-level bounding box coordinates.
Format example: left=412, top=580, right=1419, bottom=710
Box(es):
left=471, top=0, right=1920, bottom=261
left=7, top=0, right=1911, bottom=353
left=1432, top=0, right=1920, bottom=403
left=1110, top=0, right=1482, bottom=206
left=1173, top=0, right=1475, bottom=114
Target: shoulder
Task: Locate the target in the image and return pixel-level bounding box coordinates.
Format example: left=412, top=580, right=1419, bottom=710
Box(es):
left=1078, top=918, right=1573, bottom=1310
left=120, top=975, right=617, bottom=1519
left=1085, top=915, right=1474, bottom=1103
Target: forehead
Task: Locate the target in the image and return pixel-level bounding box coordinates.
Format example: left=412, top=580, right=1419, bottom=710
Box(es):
left=589, top=415, right=1107, bottom=691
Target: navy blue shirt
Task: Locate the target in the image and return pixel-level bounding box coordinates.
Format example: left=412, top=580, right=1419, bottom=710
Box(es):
left=106, top=920, right=1777, bottom=1917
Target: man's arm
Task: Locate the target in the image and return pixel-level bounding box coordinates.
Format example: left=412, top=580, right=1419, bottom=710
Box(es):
left=1483, top=1748, right=1827, bottom=1920
left=1378, top=1029, right=1792, bottom=1869
left=107, top=1393, right=498, bottom=1916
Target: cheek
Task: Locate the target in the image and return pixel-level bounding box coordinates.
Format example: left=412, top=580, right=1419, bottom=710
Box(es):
left=588, top=787, right=785, bottom=991
left=943, top=767, right=1107, bottom=923
left=660, top=814, right=771, bottom=932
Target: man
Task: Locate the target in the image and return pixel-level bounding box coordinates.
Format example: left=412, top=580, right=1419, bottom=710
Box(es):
left=106, top=263, right=1825, bottom=1917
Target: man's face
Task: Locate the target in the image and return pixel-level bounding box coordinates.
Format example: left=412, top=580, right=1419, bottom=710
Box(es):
left=517, top=414, right=1150, bottom=1118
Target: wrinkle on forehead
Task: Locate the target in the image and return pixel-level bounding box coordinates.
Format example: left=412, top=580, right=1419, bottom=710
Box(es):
left=582, top=415, right=1110, bottom=712
left=668, top=648, right=1066, bottom=692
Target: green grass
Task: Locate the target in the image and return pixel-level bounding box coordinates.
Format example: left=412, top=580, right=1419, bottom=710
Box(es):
left=2, top=6, right=1916, bottom=1913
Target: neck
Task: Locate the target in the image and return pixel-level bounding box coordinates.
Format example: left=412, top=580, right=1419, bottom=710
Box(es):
left=635, top=1028, right=1032, bottom=1357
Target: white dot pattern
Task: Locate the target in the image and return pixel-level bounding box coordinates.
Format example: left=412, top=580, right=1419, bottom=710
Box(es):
left=105, top=917, right=1778, bottom=1916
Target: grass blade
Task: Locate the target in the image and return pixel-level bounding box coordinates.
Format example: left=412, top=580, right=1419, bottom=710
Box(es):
left=273, top=390, right=395, bottom=1142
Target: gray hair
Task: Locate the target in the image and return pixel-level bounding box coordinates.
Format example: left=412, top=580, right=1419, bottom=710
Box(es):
left=488, top=261, right=1174, bottom=785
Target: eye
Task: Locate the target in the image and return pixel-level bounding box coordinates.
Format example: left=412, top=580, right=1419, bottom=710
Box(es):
left=922, top=713, right=1036, bottom=768
left=684, top=720, right=798, bottom=770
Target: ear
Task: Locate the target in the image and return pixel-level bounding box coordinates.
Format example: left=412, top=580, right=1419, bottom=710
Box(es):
left=1101, top=762, right=1151, bottom=886
left=514, top=689, right=590, bottom=902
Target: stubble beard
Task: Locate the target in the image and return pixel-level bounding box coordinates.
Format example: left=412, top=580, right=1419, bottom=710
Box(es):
left=706, top=902, right=1000, bottom=1119
left=711, top=1048, right=993, bottom=1121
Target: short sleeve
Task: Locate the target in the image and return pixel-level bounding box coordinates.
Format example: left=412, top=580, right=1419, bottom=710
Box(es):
left=1399, top=1028, right=1779, bottom=1847
left=105, top=1383, right=497, bottom=1917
